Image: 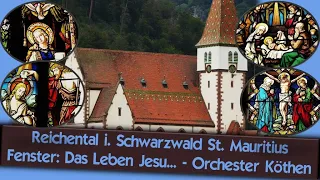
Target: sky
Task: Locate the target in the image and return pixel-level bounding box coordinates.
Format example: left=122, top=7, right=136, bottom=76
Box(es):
left=0, top=0, right=319, bottom=179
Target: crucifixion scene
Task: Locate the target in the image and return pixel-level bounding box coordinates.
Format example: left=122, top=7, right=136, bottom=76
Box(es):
left=0, top=2, right=77, bottom=62
left=242, top=69, right=320, bottom=135
left=236, top=2, right=319, bottom=68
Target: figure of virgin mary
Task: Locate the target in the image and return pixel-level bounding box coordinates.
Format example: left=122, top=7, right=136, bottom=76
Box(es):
left=26, top=22, right=55, bottom=61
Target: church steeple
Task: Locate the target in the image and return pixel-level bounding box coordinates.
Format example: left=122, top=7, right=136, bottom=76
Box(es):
left=196, top=0, right=238, bottom=47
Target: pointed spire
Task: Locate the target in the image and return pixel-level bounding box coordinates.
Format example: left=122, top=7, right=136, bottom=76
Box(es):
left=196, top=0, right=238, bottom=47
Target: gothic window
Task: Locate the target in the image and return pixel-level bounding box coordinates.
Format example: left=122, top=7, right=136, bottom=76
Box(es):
left=208, top=103, right=210, bottom=110
left=204, top=52, right=208, bottom=63
left=208, top=81, right=210, bottom=88
left=116, top=126, right=123, bottom=130
left=178, top=128, right=186, bottom=133
left=241, top=69, right=320, bottom=135
left=208, top=52, right=212, bottom=63
left=135, top=126, right=143, bottom=131
left=234, top=52, right=238, bottom=62
left=156, top=127, right=165, bottom=132
left=231, top=103, right=234, bottom=110
left=231, top=81, right=234, bottom=87
left=199, top=129, right=207, bottom=134
left=228, top=51, right=233, bottom=62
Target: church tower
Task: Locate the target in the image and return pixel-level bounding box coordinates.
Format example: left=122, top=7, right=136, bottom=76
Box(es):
left=196, top=0, right=248, bottom=134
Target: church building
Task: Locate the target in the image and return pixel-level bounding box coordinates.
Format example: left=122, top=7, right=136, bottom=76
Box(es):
left=64, top=0, right=255, bottom=135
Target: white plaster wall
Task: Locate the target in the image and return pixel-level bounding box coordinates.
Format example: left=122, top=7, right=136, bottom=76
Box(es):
left=191, top=126, right=215, bottom=134
left=65, top=52, right=86, bottom=124
left=219, top=47, right=248, bottom=71
left=197, top=46, right=248, bottom=71
left=87, top=122, right=104, bottom=129
left=200, top=72, right=218, bottom=132
left=197, top=47, right=221, bottom=71
left=133, top=124, right=150, bottom=131
left=89, top=90, right=101, bottom=116
left=220, top=72, right=245, bottom=133
left=150, top=125, right=192, bottom=133
left=106, top=84, right=133, bottom=130
left=134, top=124, right=215, bottom=133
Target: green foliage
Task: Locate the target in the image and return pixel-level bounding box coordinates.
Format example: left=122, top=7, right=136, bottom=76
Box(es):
left=48, top=0, right=257, bottom=55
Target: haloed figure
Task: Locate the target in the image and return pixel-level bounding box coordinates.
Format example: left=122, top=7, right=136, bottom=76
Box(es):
left=293, top=78, right=312, bottom=131
left=48, top=64, right=80, bottom=126
left=26, top=28, right=55, bottom=61
left=264, top=72, right=306, bottom=127
left=2, top=83, right=36, bottom=126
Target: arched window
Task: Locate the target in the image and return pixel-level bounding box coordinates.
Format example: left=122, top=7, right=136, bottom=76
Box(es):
left=228, top=51, right=233, bottom=62
left=199, top=129, right=207, bottom=134
left=116, top=126, right=124, bottom=130
left=156, top=127, right=165, bottom=132
left=234, top=52, right=238, bottom=62
left=178, top=128, right=186, bottom=133
left=135, top=126, right=143, bottom=131
left=208, top=52, right=212, bottom=63
left=204, top=52, right=208, bottom=63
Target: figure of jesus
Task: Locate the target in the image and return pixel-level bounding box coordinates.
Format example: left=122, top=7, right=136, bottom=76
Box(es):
left=263, top=72, right=306, bottom=127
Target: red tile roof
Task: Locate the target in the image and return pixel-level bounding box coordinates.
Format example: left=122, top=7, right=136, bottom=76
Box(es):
left=196, top=0, right=238, bottom=47
left=89, top=86, right=118, bottom=122
left=76, top=48, right=214, bottom=127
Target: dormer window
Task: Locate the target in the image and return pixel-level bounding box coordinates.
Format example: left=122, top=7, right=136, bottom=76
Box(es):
left=162, top=79, right=168, bottom=88
left=234, top=52, right=238, bottom=62
left=119, top=76, right=125, bottom=85
left=183, top=81, right=188, bottom=89
left=208, top=52, right=212, bottom=63
left=141, top=78, right=146, bottom=87
left=119, top=73, right=125, bottom=86
left=183, top=76, right=188, bottom=89
left=204, top=52, right=208, bottom=63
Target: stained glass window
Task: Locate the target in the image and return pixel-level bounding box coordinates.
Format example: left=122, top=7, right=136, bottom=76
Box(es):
left=241, top=69, right=320, bottom=135
left=0, top=2, right=78, bottom=63
left=236, top=2, right=319, bottom=68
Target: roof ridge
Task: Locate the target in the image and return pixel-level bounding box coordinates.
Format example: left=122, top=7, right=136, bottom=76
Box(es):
left=218, top=0, right=223, bottom=43
left=77, top=48, right=196, bottom=58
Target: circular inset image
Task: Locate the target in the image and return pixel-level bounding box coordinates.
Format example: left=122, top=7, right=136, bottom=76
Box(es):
left=235, top=1, right=319, bottom=68
left=0, top=2, right=78, bottom=62
left=241, top=68, right=320, bottom=135
left=1, top=62, right=85, bottom=127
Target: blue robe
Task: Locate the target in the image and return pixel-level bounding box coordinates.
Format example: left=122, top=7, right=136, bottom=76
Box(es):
left=40, top=50, right=54, bottom=60
left=256, top=87, right=274, bottom=132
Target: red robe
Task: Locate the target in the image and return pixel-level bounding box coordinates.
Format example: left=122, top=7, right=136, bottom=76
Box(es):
left=292, top=93, right=313, bottom=128
left=48, top=77, right=77, bottom=125
left=58, top=86, right=78, bottom=125
left=48, top=77, right=59, bottom=125
left=48, top=77, right=59, bottom=109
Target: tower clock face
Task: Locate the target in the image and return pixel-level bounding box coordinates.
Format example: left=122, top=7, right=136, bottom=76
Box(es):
left=229, top=65, right=236, bottom=73
left=206, top=65, right=211, bottom=73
